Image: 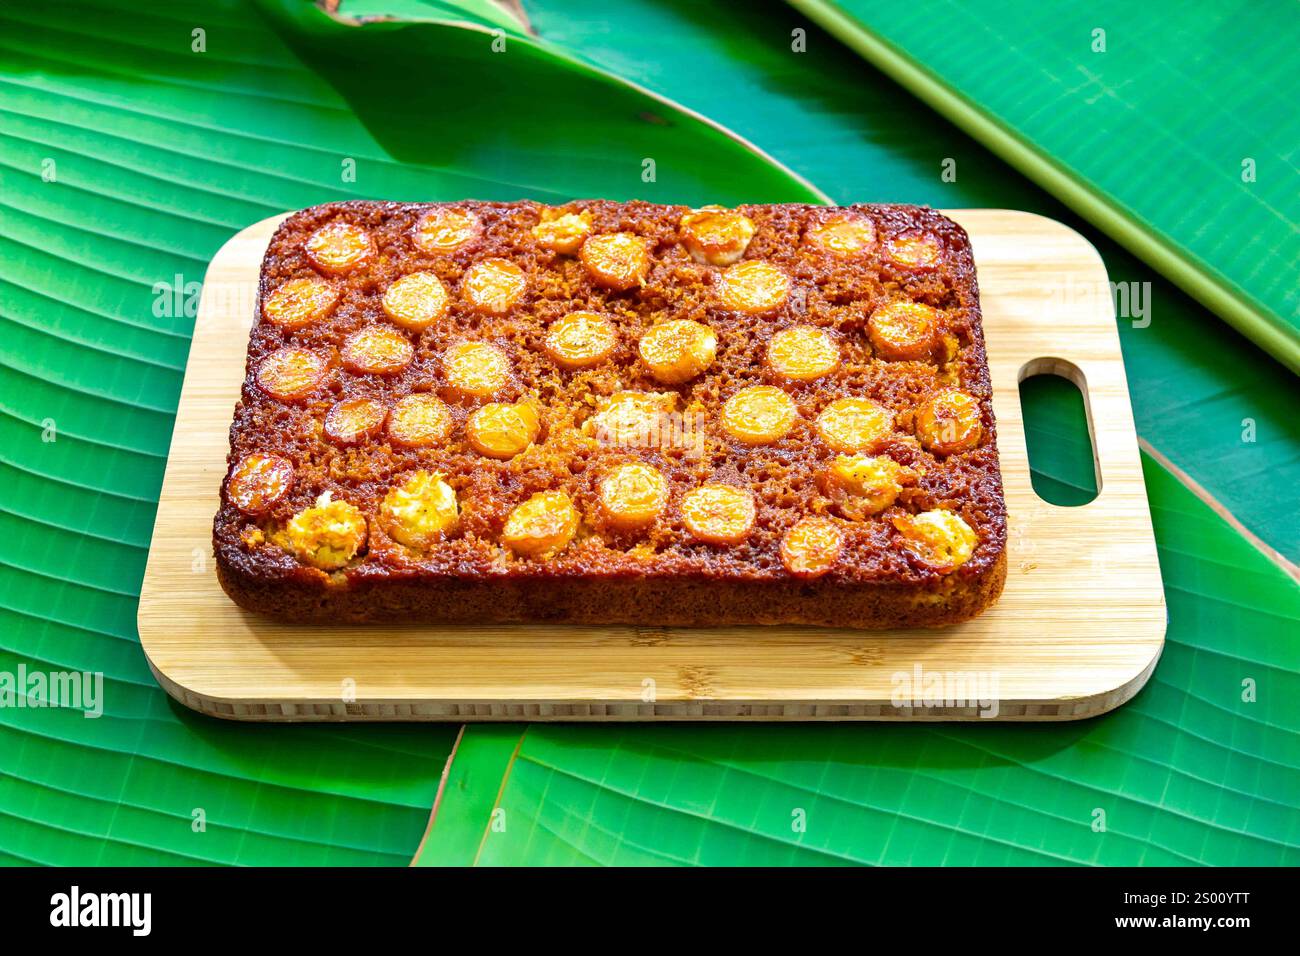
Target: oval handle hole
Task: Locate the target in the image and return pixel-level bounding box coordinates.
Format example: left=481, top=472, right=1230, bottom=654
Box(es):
left=1018, top=362, right=1100, bottom=507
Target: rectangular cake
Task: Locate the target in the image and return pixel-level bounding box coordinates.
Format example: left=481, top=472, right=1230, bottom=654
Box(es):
left=213, top=200, right=1006, bottom=627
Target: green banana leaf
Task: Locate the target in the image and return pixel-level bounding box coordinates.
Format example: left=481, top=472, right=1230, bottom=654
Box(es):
left=416, top=450, right=1300, bottom=866
left=788, top=0, right=1300, bottom=374
left=321, top=0, right=533, bottom=33
left=2, top=0, right=1296, bottom=868
left=1019, top=375, right=1097, bottom=506
left=0, top=0, right=818, bottom=865
left=526, top=0, right=1300, bottom=566
left=412, top=0, right=1300, bottom=866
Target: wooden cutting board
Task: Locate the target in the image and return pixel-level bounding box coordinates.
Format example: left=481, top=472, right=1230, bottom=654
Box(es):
left=138, top=209, right=1165, bottom=721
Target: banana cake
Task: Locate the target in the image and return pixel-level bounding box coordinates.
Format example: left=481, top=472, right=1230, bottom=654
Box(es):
left=213, top=200, right=1007, bottom=627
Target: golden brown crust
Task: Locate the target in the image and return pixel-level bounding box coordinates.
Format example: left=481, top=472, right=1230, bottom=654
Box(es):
left=216, top=549, right=1007, bottom=628
left=214, top=200, right=1006, bottom=627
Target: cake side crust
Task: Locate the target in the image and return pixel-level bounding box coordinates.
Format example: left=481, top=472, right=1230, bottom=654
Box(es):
left=217, top=547, right=1006, bottom=628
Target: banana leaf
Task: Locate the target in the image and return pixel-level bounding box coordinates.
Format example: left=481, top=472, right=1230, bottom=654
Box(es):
left=527, top=0, right=1300, bottom=566
left=412, top=0, right=1300, bottom=866
left=0, top=0, right=816, bottom=865
left=2, top=0, right=1295, bottom=867
left=787, top=0, right=1300, bottom=374
left=416, top=448, right=1300, bottom=866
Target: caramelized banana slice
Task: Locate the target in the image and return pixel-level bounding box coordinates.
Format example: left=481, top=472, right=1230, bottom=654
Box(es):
left=584, top=391, right=675, bottom=447
left=679, top=206, right=755, bottom=265
left=638, top=319, right=717, bottom=384
left=820, top=454, right=912, bottom=520
left=532, top=208, right=592, bottom=254
left=503, top=491, right=579, bottom=559
left=780, top=516, right=845, bottom=578
left=386, top=393, right=453, bottom=448
left=815, top=397, right=894, bottom=454
left=466, top=401, right=540, bottom=459
left=681, top=484, right=755, bottom=546
left=341, top=326, right=415, bottom=375
left=716, top=260, right=789, bottom=315
left=599, top=462, right=669, bottom=531
left=916, top=388, right=983, bottom=455
left=868, top=300, right=940, bottom=362
left=413, top=207, right=481, bottom=255
left=324, top=397, right=387, bottom=445
left=803, top=213, right=876, bottom=257
left=580, top=232, right=651, bottom=290
left=544, top=311, right=618, bottom=370
left=463, top=258, right=527, bottom=315
left=305, top=221, right=374, bottom=275
left=283, top=492, right=367, bottom=570
left=382, top=272, right=449, bottom=331
left=441, top=341, right=511, bottom=401
left=720, top=385, right=797, bottom=445
left=257, top=347, right=327, bottom=402
left=228, top=453, right=294, bottom=515
left=380, top=471, right=458, bottom=550
left=263, top=277, right=339, bottom=329
left=886, top=232, right=941, bottom=269
left=894, top=509, right=977, bottom=571
left=766, top=325, right=840, bottom=381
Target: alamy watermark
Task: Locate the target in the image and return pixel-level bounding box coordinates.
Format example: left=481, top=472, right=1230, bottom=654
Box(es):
left=594, top=410, right=707, bottom=460
left=50, top=886, right=150, bottom=936
left=891, top=663, right=1000, bottom=718
left=0, top=665, right=103, bottom=718
left=151, top=274, right=260, bottom=328
left=1044, top=276, right=1151, bottom=328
